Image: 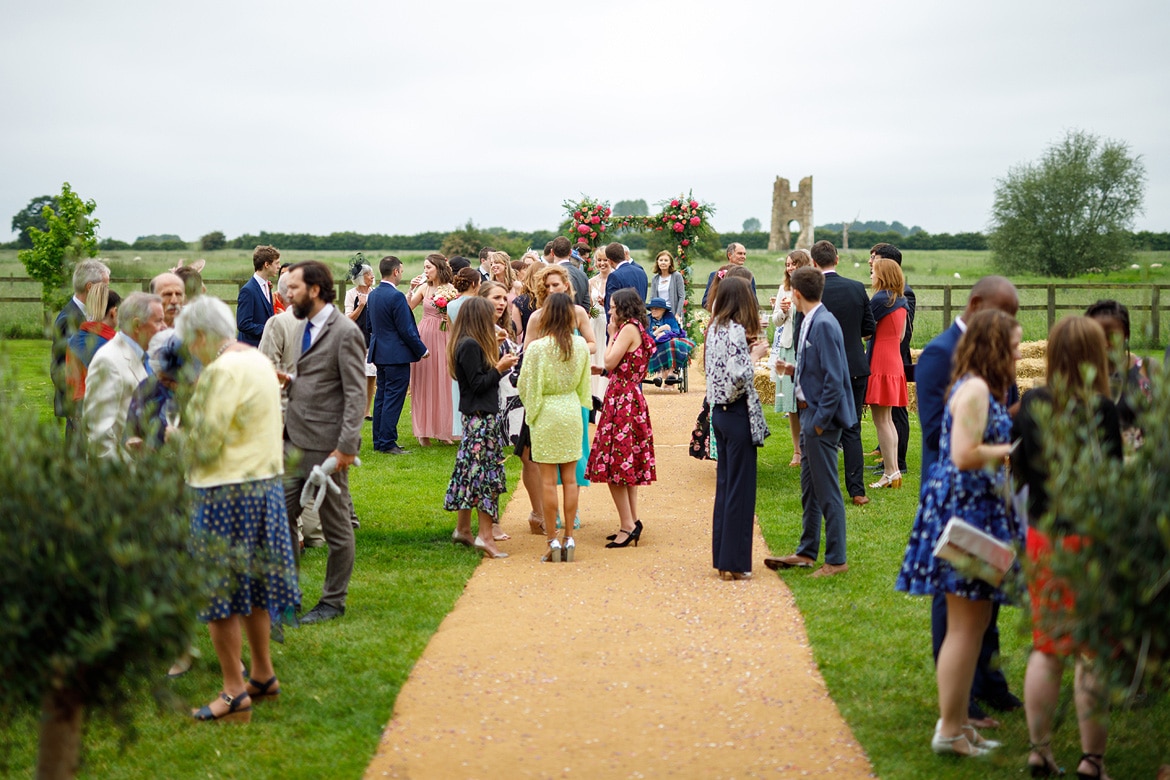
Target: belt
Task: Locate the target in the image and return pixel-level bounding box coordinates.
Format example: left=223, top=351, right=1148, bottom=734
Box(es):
left=797, top=400, right=809, bottom=410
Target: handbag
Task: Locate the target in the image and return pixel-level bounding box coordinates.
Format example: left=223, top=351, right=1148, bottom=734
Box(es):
left=932, top=517, right=1016, bottom=587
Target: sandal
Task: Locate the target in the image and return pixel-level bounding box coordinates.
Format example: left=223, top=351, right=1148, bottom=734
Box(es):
left=192, top=691, right=252, bottom=723
left=246, top=676, right=281, bottom=702
left=491, top=523, right=510, bottom=541
left=788, top=452, right=802, bottom=467
left=527, top=513, right=545, bottom=535
left=1076, top=753, right=1105, bottom=780
left=1027, top=741, right=1064, bottom=777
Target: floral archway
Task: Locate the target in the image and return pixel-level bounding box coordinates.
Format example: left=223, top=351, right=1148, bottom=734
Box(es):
left=563, top=192, right=715, bottom=334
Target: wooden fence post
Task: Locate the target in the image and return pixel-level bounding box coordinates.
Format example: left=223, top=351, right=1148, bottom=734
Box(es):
left=1152, top=286, right=1161, bottom=347
left=1047, top=285, right=1056, bottom=331
left=942, top=285, right=952, bottom=332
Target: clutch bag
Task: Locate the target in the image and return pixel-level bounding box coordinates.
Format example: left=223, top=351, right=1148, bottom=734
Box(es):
left=932, top=516, right=1016, bottom=587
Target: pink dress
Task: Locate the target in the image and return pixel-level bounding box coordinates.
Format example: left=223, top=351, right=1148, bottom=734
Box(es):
left=411, top=296, right=454, bottom=441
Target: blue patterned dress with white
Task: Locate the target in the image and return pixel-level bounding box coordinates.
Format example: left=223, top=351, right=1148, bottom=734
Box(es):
left=895, top=375, right=1021, bottom=603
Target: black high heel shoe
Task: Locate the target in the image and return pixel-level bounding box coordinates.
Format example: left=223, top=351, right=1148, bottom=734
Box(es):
left=1027, top=741, right=1064, bottom=777
left=1076, top=753, right=1103, bottom=780
left=606, top=524, right=641, bottom=548
left=607, top=519, right=642, bottom=542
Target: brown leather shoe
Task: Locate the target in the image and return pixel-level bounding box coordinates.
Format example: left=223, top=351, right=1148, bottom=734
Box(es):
left=852, top=495, right=870, bottom=506
left=810, top=563, right=849, bottom=578
left=764, top=554, right=816, bottom=570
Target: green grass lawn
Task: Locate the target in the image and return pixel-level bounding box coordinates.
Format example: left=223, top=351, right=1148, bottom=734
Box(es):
left=2, top=338, right=1166, bottom=778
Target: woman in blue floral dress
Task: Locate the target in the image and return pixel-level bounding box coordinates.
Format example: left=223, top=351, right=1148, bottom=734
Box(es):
left=895, top=309, right=1023, bottom=758
left=443, top=297, right=518, bottom=559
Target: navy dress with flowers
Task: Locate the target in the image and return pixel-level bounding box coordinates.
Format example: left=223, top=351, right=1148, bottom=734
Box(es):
left=895, top=375, right=1022, bottom=603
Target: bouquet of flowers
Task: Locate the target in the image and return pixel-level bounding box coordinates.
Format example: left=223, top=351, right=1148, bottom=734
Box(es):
left=432, top=283, right=458, bottom=331
left=563, top=196, right=611, bottom=255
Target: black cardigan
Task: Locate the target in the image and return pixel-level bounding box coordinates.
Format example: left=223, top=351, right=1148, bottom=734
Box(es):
left=454, top=338, right=502, bottom=416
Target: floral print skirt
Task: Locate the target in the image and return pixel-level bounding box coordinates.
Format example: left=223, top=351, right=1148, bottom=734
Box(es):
left=444, top=412, right=508, bottom=516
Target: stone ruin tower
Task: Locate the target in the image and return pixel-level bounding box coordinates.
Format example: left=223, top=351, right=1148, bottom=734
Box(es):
left=769, top=176, right=814, bottom=252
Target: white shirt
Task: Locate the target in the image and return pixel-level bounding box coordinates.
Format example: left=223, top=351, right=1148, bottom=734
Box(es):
left=253, top=272, right=272, bottom=304
left=304, top=304, right=334, bottom=350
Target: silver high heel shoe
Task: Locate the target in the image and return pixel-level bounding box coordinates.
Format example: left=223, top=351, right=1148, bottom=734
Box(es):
left=931, top=721, right=991, bottom=757
left=541, top=538, right=561, bottom=563
left=562, top=537, right=575, bottom=563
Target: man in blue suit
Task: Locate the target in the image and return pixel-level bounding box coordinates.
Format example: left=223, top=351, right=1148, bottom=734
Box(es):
left=917, top=274, right=1022, bottom=724
left=236, top=244, right=280, bottom=346
left=701, top=242, right=756, bottom=308
left=603, top=242, right=648, bottom=316
left=366, top=256, right=429, bottom=454
left=765, top=267, right=857, bottom=577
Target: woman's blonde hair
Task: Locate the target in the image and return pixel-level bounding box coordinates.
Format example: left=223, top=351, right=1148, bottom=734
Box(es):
left=84, top=281, right=110, bottom=322
left=870, top=257, right=904, bottom=303
left=447, top=296, right=499, bottom=381
left=533, top=265, right=571, bottom=309
left=489, top=250, right=515, bottom=290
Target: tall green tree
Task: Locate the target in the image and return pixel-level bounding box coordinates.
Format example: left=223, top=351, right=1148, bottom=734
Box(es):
left=742, top=217, right=761, bottom=232
left=989, top=130, right=1145, bottom=277
left=200, top=231, right=226, bottom=251
left=614, top=199, right=648, bottom=216
left=10, top=194, right=59, bottom=250
left=17, top=183, right=100, bottom=312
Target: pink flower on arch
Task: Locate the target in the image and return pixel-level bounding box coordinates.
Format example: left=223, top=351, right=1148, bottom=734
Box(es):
left=671, top=199, right=680, bottom=207
left=673, top=222, right=684, bottom=232
left=689, top=216, right=701, bottom=226
left=590, top=215, right=600, bottom=224
left=689, top=200, right=699, bottom=209
left=578, top=224, right=590, bottom=234
left=681, top=238, right=690, bottom=246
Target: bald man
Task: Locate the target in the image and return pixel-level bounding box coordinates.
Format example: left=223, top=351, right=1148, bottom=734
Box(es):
left=915, top=274, right=1022, bottom=726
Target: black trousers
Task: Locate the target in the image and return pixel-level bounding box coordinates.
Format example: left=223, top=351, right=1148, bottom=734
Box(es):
left=841, top=375, right=868, bottom=498
left=892, top=405, right=910, bottom=473
left=711, top=398, right=756, bottom=574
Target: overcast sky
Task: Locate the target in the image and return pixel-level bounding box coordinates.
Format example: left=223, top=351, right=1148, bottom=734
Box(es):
left=3, top=0, right=1168, bottom=243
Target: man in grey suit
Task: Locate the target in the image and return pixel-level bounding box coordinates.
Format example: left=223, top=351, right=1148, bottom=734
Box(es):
left=765, top=267, right=857, bottom=577
left=551, top=236, right=590, bottom=310
left=283, top=261, right=368, bottom=624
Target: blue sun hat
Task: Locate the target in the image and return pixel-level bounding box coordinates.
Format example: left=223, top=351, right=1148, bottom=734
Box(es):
left=646, top=297, right=671, bottom=312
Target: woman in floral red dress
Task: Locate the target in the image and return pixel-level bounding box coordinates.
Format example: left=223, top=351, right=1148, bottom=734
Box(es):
left=586, top=288, right=656, bottom=549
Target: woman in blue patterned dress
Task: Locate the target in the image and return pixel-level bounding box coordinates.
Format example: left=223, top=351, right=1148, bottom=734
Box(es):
left=444, top=296, right=517, bottom=558
left=176, top=297, right=301, bottom=723
left=895, top=308, right=1023, bottom=757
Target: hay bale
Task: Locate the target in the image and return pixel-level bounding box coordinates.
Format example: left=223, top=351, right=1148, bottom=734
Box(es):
left=1019, top=340, right=1047, bottom=361
left=754, top=370, right=775, bottom=406
left=1015, top=357, right=1046, bottom=380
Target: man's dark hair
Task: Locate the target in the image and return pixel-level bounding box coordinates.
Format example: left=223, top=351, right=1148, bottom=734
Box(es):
left=174, top=265, right=203, bottom=299
left=253, top=244, right=280, bottom=272
left=551, top=236, right=572, bottom=258
left=104, top=289, right=121, bottom=317
left=478, top=247, right=494, bottom=262
left=604, top=242, right=625, bottom=264
left=791, top=266, right=825, bottom=302
left=543, top=241, right=554, bottom=256
left=449, top=255, right=471, bottom=271
left=809, top=240, right=838, bottom=268
left=291, top=260, right=336, bottom=304
left=871, top=243, right=903, bottom=265
left=379, top=255, right=402, bottom=278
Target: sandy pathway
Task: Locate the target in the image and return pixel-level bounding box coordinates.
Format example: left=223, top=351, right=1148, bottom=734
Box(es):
left=365, top=375, right=873, bottom=779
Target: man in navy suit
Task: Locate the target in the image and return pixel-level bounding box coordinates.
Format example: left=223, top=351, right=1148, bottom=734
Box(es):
left=916, top=275, right=1022, bottom=723
left=603, top=241, right=648, bottom=316
left=236, top=244, right=280, bottom=346
left=812, top=240, right=875, bottom=505
left=765, top=267, right=857, bottom=577
left=701, top=242, right=756, bottom=308
left=366, top=256, right=429, bottom=454
left=869, top=243, right=915, bottom=473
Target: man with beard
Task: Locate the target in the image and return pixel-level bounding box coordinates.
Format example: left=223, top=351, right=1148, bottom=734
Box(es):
left=282, top=261, right=367, bottom=624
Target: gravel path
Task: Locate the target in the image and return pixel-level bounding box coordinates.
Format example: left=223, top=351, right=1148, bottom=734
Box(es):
left=366, top=374, right=873, bottom=778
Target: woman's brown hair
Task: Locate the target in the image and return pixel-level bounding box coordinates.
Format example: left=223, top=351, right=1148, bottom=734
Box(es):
left=1046, top=316, right=1111, bottom=402
left=610, top=288, right=649, bottom=330
left=425, top=253, right=453, bottom=285
left=950, top=309, right=1020, bottom=403
left=705, top=264, right=736, bottom=313
left=540, top=293, right=576, bottom=360
left=870, top=257, right=905, bottom=302
left=446, top=296, right=499, bottom=381
left=452, top=266, right=481, bottom=293
left=476, top=281, right=515, bottom=337
left=710, top=277, right=761, bottom=341
left=783, top=249, right=812, bottom=290
left=654, top=251, right=675, bottom=275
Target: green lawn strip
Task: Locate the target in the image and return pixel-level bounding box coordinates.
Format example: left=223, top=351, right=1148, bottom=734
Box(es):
left=1, top=338, right=516, bottom=778
left=755, top=406, right=1168, bottom=778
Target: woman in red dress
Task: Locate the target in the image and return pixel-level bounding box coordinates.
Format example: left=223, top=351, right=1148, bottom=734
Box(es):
left=864, top=258, right=909, bottom=489
left=585, top=288, right=656, bottom=548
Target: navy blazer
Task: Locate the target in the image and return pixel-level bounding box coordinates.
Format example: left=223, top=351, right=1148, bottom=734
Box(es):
left=51, top=298, right=86, bottom=417
left=236, top=276, right=273, bottom=347
left=795, top=305, right=858, bottom=434
left=366, top=281, right=427, bottom=365
left=604, top=261, right=648, bottom=314
left=915, top=321, right=963, bottom=482
left=820, top=271, right=875, bottom=379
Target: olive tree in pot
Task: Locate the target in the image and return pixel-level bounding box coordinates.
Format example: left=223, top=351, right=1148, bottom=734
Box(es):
left=0, top=361, right=205, bottom=780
